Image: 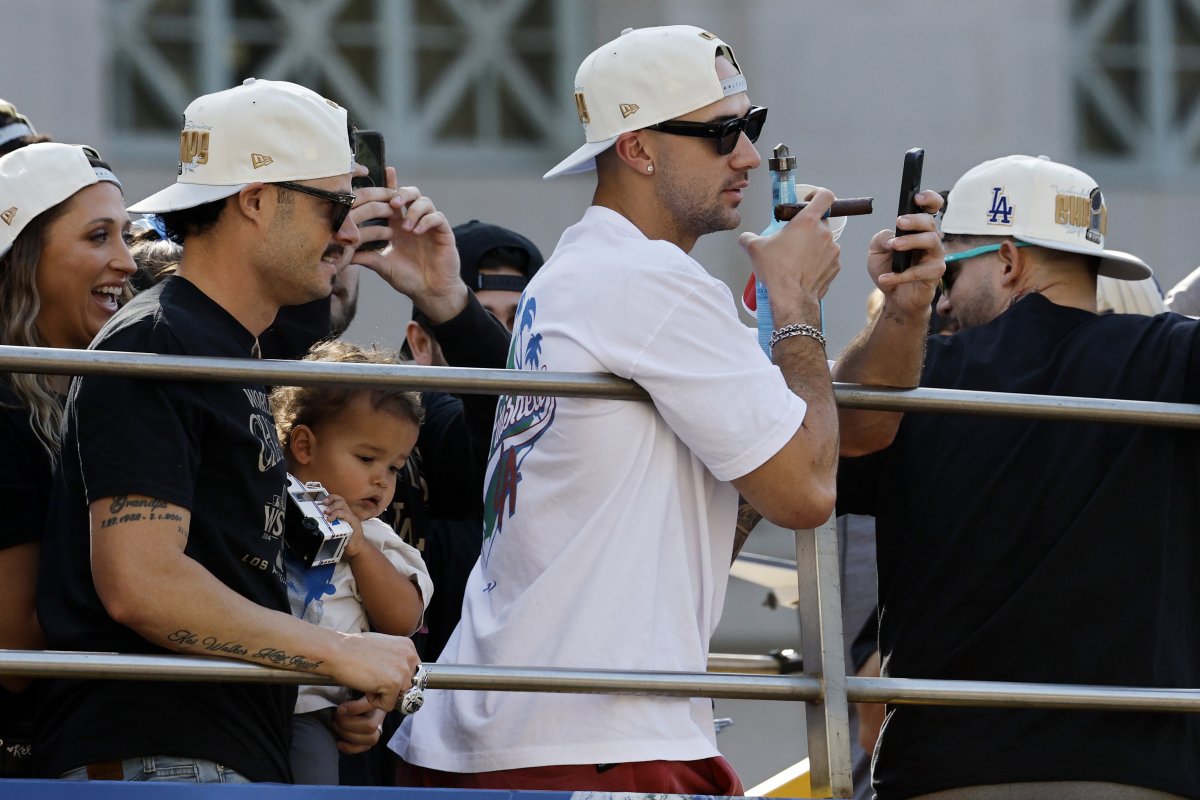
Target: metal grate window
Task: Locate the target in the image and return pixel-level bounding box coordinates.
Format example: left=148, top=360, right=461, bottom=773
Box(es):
left=1072, top=0, right=1200, bottom=180
left=108, top=0, right=585, bottom=168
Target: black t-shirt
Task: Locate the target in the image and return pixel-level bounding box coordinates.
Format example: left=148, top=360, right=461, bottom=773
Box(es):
left=838, top=295, right=1200, bottom=799
left=0, top=380, right=53, bottom=774
left=0, top=381, right=52, bottom=551
left=396, top=392, right=486, bottom=662
left=35, top=277, right=295, bottom=782
left=386, top=293, right=509, bottom=660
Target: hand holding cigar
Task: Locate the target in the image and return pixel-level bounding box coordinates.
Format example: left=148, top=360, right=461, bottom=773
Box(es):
left=774, top=197, right=874, bottom=222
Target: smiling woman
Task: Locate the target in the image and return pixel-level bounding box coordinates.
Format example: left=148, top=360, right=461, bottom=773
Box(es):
left=0, top=141, right=133, bottom=777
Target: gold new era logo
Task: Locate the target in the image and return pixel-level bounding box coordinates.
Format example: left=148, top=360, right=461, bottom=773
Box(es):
left=1, top=207, right=16, bottom=225
left=251, top=153, right=274, bottom=169
left=619, top=103, right=640, bottom=119
left=574, top=92, right=590, bottom=124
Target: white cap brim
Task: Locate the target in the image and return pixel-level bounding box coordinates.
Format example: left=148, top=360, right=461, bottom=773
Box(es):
left=543, top=135, right=618, bottom=180
left=128, top=181, right=249, bottom=214
left=1015, top=234, right=1152, bottom=281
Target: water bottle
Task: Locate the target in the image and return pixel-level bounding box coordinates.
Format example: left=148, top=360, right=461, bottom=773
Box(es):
left=755, top=143, right=797, bottom=358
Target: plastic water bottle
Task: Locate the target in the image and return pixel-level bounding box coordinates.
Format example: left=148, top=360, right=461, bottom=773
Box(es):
left=755, top=143, right=797, bottom=358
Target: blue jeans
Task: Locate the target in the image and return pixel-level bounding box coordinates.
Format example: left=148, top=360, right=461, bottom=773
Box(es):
left=61, top=755, right=252, bottom=783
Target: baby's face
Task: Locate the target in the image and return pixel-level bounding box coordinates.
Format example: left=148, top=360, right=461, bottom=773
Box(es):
left=297, top=393, right=418, bottom=520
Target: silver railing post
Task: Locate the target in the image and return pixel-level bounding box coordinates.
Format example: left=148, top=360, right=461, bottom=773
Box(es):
left=795, top=515, right=853, bottom=797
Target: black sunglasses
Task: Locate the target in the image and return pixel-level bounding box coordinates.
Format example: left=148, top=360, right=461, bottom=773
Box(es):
left=647, top=106, right=768, bottom=155
left=274, top=181, right=357, bottom=232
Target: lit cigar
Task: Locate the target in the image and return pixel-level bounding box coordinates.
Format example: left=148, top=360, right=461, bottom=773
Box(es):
left=774, top=197, right=874, bottom=222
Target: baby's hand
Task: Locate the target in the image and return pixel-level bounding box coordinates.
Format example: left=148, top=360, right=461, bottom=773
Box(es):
left=320, top=493, right=365, bottom=560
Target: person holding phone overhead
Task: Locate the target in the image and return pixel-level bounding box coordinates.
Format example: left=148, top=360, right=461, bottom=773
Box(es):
left=838, top=155, right=1200, bottom=800
left=391, top=24, right=943, bottom=794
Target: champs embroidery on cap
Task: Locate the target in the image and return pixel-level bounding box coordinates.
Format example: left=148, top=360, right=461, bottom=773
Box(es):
left=179, top=130, right=210, bottom=171
left=251, top=153, right=274, bottom=169
left=619, top=103, right=640, bottom=119
left=986, top=186, right=1015, bottom=226
left=1054, top=187, right=1107, bottom=243
left=0, top=207, right=16, bottom=225
left=574, top=92, right=590, bottom=124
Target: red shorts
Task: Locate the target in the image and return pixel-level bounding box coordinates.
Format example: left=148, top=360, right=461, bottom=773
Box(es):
left=396, top=755, right=744, bottom=795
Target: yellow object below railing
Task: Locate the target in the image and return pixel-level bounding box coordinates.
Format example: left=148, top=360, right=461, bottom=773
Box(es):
left=748, top=758, right=814, bottom=798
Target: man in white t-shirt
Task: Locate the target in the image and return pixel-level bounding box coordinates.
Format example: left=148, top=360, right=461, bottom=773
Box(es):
left=391, top=24, right=944, bottom=794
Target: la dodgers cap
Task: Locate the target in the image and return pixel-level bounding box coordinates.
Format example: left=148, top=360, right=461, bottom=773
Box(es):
left=0, top=142, right=121, bottom=259
left=940, top=154, right=1151, bottom=281
left=129, top=78, right=352, bottom=214
left=544, top=25, right=749, bottom=180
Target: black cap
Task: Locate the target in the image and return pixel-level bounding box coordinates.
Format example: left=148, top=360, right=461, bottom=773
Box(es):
left=412, top=220, right=544, bottom=325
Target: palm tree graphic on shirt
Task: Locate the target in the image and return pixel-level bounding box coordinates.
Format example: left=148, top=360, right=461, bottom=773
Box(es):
left=481, top=297, right=556, bottom=568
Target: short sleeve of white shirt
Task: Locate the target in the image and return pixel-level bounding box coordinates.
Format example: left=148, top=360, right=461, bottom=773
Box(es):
left=359, top=517, right=433, bottom=613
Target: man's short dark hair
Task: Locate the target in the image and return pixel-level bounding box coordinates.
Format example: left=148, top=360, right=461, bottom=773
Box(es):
left=159, top=197, right=227, bottom=244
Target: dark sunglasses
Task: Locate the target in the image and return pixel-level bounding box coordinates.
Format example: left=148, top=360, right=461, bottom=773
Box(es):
left=939, top=242, right=1033, bottom=295
left=647, top=106, right=768, bottom=155
left=275, top=181, right=357, bottom=232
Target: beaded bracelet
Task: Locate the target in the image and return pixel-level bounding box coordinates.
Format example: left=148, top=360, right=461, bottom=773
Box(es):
left=769, top=323, right=826, bottom=351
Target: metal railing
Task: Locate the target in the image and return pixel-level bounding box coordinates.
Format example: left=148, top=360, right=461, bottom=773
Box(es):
left=4, top=344, right=1200, bottom=798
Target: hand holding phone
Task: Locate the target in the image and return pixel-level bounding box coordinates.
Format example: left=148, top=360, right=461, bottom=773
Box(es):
left=352, top=130, right=388, bottom=252
left=891, top=147, right=925, bottom=273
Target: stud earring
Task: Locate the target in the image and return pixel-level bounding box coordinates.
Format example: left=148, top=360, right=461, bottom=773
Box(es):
left=646, top=164, right=654, bottom=174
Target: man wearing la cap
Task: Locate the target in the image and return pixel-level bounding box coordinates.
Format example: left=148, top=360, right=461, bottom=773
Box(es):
left=35, top=79, right=428, bottom=784
left=392, top=25, right=943, bottom=793
left=838, top=155, right=1200, bottom=799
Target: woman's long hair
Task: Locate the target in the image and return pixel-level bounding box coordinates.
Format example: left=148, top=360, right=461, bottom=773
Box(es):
left=0, top=198, right=73, bottom=462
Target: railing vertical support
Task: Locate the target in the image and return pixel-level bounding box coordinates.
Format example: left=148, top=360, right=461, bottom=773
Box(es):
left=796, top=516, right=853, bottom=797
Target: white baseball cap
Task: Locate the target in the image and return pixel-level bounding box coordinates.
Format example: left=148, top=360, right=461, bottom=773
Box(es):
left=129, top=78, right=352, bottom=214
left=0, top=98, right=38, bottom=149
left=0, top=142, right=122, bottom=259
left=941, top=154, right=1150, bottom=281
left=544, top=25, right=749, bottom=180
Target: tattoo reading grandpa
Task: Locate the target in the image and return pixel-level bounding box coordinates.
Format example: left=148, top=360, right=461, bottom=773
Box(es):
left=168, top=630, right=323, bottom=671
left=99, top=495, right=184, bottom=529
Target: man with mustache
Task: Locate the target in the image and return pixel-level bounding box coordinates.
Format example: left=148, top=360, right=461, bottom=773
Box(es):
left=36, top=79, right=432, bottom=784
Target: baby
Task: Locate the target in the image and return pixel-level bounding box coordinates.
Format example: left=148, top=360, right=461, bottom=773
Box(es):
left=271, top=340, right=432, bottom=785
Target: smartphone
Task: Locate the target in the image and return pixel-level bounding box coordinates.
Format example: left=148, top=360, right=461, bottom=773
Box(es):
left=352, top=129, right=388, bottom=251
left=891, top=147, right=925, bottom=273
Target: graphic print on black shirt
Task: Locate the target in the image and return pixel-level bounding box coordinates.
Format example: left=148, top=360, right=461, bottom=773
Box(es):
left=35, top=278, right=295, bottom=782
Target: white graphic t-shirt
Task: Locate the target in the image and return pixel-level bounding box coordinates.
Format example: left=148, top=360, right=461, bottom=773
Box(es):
left=393, top=206, right=810, bottom=771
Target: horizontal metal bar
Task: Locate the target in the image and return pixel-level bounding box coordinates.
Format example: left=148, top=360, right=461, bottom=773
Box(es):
left=6, top=651, right=1200, bottom=713
left=4, top=346, right=1199, bottom=427
left=847, top=676, right=1200, bottom=713
left=0, top=650, right=818, bottom=701
left=429, top=664, right=821, bottom=700
left=0, top=346, right=648, bottom=401
left=837, top=384, right=1200, bottom=429
left=707, top=652, right=797, bottom=674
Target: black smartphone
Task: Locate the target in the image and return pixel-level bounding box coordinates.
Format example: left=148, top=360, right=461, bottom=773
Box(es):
left=891, top=147, right=925, bottom=273
left=352, top=129, right=388, bottom=251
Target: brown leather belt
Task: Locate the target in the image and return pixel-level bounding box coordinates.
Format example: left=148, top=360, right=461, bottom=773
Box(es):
left=84, top=760, right=125, bottom=780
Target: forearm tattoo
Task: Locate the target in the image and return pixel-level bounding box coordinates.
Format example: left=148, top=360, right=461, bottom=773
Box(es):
left=168, top=629, right=324, bottom=672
